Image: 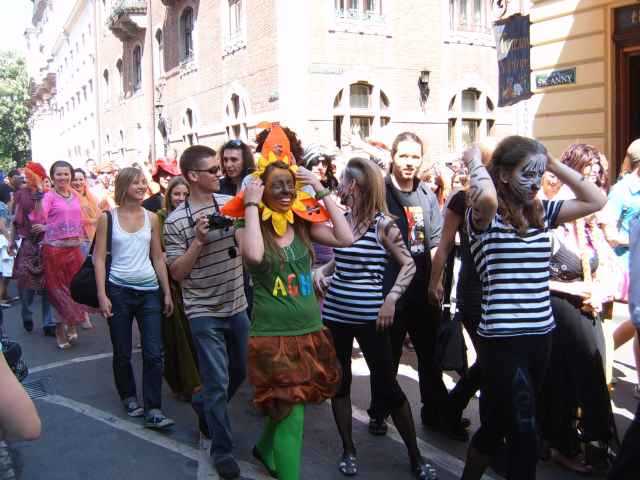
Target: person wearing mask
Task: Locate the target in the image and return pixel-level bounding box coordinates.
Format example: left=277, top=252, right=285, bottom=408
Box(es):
left=219, top=139, right=256, bottom=196
left=228, top=130, right=352, bottom=480
left=164, top=145, right=248, bottom=480
left=157, top=176, right=201, bottom=403
left=30, top=161, right=88, bottom=349
left=143, top=159, right=181, bottom=213
left=94, top=167, right=175, bottom=430
left=369, top=132, right=463, bottom=440
left=316, top=157, right=437, bottom=479
left=460, top=136, right=606, bottom=480
left=9, top=162, right=55, bottom=336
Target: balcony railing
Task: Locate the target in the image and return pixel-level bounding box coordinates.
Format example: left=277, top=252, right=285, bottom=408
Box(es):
left=108, top=0, right=148, bottom=41
left=335, top=8, right=385, bottom=23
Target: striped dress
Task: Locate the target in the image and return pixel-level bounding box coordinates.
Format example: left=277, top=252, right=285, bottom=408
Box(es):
left=323, top=214, right=388, bottom=325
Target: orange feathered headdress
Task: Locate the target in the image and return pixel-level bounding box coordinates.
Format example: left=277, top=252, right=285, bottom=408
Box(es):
left=220, top=122, right=329, bottom=235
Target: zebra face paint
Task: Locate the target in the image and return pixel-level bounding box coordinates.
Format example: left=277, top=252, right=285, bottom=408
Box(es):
left=510, top=153, right=547, bottom=205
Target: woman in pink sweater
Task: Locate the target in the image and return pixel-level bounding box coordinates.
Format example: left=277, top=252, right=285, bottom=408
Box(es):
left=31, top=161, right=87, bottom=349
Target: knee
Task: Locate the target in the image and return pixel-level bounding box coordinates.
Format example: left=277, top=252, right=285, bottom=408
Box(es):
left=334, top=369, right=352, bottom=399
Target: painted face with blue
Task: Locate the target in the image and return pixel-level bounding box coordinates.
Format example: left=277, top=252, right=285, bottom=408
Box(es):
left=510, top=153, right=547, bottom=205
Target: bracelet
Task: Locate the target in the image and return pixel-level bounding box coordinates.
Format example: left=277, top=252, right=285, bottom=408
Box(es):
left=244, top=201, right=260, bottom=209
left=316, top=188, right=330, bottom=200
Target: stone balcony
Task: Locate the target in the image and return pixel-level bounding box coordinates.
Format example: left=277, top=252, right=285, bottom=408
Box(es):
left=107, top=0, right=148, bottom=42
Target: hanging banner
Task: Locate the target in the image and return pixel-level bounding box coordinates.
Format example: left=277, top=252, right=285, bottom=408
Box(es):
left=494, top=14, right=532, bottom=107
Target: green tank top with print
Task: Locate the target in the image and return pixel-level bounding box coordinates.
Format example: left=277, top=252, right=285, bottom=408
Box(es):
left=248, top=234, right=322, bottom=337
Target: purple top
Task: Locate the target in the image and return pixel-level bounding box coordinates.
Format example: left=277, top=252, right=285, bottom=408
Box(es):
left=13, top=188, right=39, bottom=239
left=29, top=190, right=84, bottom=243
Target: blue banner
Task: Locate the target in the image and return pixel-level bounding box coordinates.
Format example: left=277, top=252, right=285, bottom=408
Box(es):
left=494, top=14, right=532, bottom=107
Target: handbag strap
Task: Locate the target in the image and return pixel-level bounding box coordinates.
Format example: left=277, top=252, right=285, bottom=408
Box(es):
left=88, top=210, right=113, bottom=274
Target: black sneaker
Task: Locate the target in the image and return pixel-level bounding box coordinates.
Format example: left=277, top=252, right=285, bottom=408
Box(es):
left=123, top=398, right=144, bottom=417
left=144, top=409, right=175, bottom=430
left=215, top=457, right=240, bottom=479
left=368, top=417, right=388, bottom=436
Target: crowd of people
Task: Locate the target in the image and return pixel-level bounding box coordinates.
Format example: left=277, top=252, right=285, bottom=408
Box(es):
left=0, top=125, right=639, bottom=480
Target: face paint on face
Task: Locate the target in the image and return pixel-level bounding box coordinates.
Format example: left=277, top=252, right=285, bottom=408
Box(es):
left=510, top=153, right=547, bottom=204
left=263, top=168, right=296, bottom=213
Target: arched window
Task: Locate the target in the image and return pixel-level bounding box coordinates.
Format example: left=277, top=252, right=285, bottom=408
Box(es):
left=155, top=28, right=164, bottom=77
left=180, top=7, right=194, bottom=62
left=182, top=108, right=198, bottom=146
left=102, top=69, right=110, bottom=105
left=448, top=87, right=496, bottom=152
left=332, top=81, right=390, bottom=147
left=115, top=58, right=124, bottom=97
left=132, top=45, right=142, bottom=92
left=225, top=93, right=248, bottom=140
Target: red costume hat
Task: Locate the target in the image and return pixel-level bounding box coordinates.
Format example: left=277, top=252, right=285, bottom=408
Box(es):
left=152, top=158, right=180, bottom=181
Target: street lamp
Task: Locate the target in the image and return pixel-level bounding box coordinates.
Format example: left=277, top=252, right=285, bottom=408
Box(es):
left=418, top=69, right=430, bottom=104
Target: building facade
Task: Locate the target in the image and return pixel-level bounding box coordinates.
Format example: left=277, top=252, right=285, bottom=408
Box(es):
left=28, top=0, right=512, bottom=169
left=528, top=0, right=640, bottom=177
left=26, top=0, right=100, bottom=169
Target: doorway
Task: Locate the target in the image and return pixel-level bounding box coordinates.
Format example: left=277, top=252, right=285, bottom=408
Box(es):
left=614, top=5, right=640, bottom=176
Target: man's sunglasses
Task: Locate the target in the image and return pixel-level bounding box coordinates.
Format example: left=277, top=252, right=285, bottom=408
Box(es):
left=190, top=165, right=221, bottom=175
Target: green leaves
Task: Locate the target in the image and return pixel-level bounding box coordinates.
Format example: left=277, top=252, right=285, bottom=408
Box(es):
left=0, top=50, right=31, bottom=168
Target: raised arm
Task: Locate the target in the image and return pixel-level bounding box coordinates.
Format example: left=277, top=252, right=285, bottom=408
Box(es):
left=296, top=167, right=352, bottom=248
left=235, top=178, right=265, bottom=266
left=548, top=157, right=607, bottom=225
left=464, top=146, right=497, bottom=232
left=378, top=218, right=416, bottom=330
left=428, top=207, right=463, bottom=305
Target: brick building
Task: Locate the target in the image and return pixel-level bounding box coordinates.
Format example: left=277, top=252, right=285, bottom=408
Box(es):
left=28, top=0, right=512, bottom=170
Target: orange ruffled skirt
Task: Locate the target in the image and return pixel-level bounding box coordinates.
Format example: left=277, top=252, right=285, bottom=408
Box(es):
left=248, top=328, right=341, bottom=412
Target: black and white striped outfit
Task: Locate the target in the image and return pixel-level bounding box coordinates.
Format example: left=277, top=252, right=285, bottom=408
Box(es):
left=466, top=199, right=564, bottom=338
left=323, top=213, right=387, bottom=324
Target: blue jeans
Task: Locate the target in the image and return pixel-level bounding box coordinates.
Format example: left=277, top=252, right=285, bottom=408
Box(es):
left=19, top=288, right=54, bottom=328
left=190, top=312, right=249, bottom=464
left=107, top=283, right=164, bottom=411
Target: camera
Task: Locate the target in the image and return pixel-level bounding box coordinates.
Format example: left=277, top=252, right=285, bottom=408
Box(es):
left=208, top=213, right=234, bottom=230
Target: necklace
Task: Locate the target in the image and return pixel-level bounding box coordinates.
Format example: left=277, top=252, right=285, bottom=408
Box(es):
left=55, top=189, right=72, bottom=200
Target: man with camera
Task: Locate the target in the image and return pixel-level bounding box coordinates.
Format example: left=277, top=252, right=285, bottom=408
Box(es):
left=164, top=145, right=248, bottom=480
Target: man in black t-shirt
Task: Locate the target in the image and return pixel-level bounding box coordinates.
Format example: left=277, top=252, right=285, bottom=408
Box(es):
left=368, top=132, right=468, bottom=441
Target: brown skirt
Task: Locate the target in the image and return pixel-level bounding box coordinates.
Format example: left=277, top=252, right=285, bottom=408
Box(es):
left=248, top=328, right=341, bottom=412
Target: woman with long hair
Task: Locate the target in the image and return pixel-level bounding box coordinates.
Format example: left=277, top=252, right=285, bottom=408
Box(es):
left=539, top=143, right=620, bottom=473
left=460, top=136, right=606, bottom=480
left=94, top=167, right=174, bottom=429
left=9, top=162, right=55, bottom=336
left=315, top=157, right=437, bottom=479
left=72, top=168, right=100, bottom=256
left=30, top=161, right=88, bottom=349
left=157, top=176, right=201, bottom=402
left=231, top=127, right=353, bottom=479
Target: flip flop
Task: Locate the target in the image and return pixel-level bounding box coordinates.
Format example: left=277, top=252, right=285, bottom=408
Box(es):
left=338, top=453, right=358, bottom=476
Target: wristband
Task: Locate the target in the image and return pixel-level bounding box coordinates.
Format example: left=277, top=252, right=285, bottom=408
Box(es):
left=316, top=188, right=330, bottom=200
left=244, top=201, right=260, bottom=209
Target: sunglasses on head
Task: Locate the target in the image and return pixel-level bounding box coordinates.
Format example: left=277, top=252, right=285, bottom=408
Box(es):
left=225, top=139, right=244, bottom=148
left=190, top=165, right=221, bottom=175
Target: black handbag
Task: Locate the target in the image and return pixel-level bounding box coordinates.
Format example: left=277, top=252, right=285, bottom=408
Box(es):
left=70, top=211, right=112, bottom=308
left=1, top=338, right=29, bottom=382
left=434, top=247, right=468, bottom=373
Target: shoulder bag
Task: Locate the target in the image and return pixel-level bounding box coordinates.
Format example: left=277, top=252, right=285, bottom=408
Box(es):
left=70, top=211, right=113, bottom=308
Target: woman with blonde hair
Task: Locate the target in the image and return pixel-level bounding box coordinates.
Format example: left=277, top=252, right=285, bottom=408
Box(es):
left=315, top=157, right=437, bottom=479
left=94, top=167, right=175, bottom=429
left=157, top=176, right=201, bottom=402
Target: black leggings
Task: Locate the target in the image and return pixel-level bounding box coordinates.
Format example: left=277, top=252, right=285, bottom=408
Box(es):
left=449, top=306, right=483, bottom=417
left=327, top=321, right=407, bottom=418
left=470, top=333, right=552, bottom=480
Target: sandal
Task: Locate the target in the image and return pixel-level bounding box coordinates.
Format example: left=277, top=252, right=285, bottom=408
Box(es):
left=338, top=453, right=358, bottom=476
left=412, top=460, right=438, bottom=479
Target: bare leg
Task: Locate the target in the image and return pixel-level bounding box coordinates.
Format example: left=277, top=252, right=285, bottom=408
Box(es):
left=613, top=320, right=636, bottom=350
